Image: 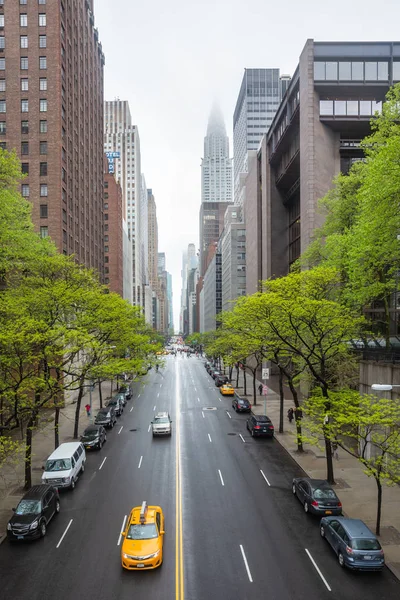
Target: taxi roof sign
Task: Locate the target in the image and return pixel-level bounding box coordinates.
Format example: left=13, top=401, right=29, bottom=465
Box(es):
left=140, top=501, right=148, bottom=524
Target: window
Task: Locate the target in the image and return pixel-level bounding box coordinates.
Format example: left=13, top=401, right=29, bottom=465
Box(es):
left=351, top=62, right=364, bottom=81
left=0, top=80, right=5, bottom=92
left=21, top=57, right=28, bottom=70
left=21, top=99, right=28, bottom=112
left=0, top=58, right=4, bottom=70
left=20, top=14, right=28, bottom=27
left=40, top=141, right=47, bottom=154
left=40, top=226, right=48, bottom=238
left=104, top=203, right=108, bottom=210
left=365, top=62, right=378, bottom=80
left=0, top=100, right=5, bottom=112
left=39, top=99, right=47, bottom=112
left=378, top=61, right=388, bottom=81
left=20, top=35, right=28, bottom=48
left=347, top=100, right=358, bottom=116
left=20, top=0, right=27, bottom=4
left=0, top=37, right=5, bottom=49
left=40, top=162, right=47, bottom=176
left=21, top=120, right=29, bottom=134
left=21, top=142, right=29, bottom=155
left=39, top=35, right=46, bottom=48
left=39, top=0, right=46, bottom=4
left=394, top=62, right=400, bottom=82
left=0, top=121, right=5, bottom=135
left=21, top=163, right=29, bottom=174
left=0, top=15, right=4, bottom=27
left=334, top=100, right=346, bottom=116
left=104, top=246, right=109, bottom=253
left=338, top=62, right=351, bottom=80
left=39, top=77, right=47, bottom=91
left=40, top=184, right=48, bottom=197
left=21, top=78, right=28, bottom=91
left=40, top=120, right=47, bottom=133
left=39, top=56, right=47, bottom=69
left=21, top=184, right=29, bottom=197
left=39, top=14, right=46, bottom=26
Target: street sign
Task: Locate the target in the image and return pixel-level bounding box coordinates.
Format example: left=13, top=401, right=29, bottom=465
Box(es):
left=262, top=368, right=270, bottom=380
left=262, top=385, right=268, bottom=396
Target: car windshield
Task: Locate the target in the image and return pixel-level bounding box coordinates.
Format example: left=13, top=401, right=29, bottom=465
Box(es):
left=83, top=431, right=98, bottom=439
left=313, top=488, right=336, bottom=499
left=15, top=499, right=41, bottom=515
left=97, top=411, right=109, bottom=418
left=351, top=538, right=381, bottom=551
left=45, top=458, right=71, bottom=471
left=126, top=523, right=158, bottom=540
left=154, top=417, right=169, bottom=424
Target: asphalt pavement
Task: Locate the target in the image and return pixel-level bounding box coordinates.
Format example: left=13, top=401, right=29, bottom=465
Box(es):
left=0, top=355, right=398, bottom=599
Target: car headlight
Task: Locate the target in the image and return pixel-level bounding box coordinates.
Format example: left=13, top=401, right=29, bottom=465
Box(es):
left=30, top=520, right=39, bottom=530
left=63, top=477, right=71, bottom=483
left=7, top=522, right=12, bottom=531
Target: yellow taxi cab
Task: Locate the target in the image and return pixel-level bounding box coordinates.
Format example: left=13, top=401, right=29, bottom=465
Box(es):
left=121, top=502, right=164, bottom=570
left=156, top=351, right=163, bottom=356
left=220, top=384, right=235, bottom=396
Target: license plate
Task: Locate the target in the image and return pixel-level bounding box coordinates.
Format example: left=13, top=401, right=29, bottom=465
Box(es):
left=325, top=510, right=332, bottom=515
left=17, top=536, right=24, bottom=540
left=364, top=555, right=372, bottom=560
left=262, top=429, right=267, bottom=432
left=136, top=563, right=145, bottom=568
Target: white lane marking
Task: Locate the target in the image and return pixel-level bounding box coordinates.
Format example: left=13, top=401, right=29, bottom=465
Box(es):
left=148, top=424, right=151, bottom=432
left=194, top=387, right=197, bottom=391
left=130, top=406, right=133, bottom=412
left=219, top=397, right=221, bottom=401
left=138, top=455, right=143, bottom=469
left=138, top=394, right=141, bottom=398
left=208, top=434, right=212, bottom=443
left=218, top=469, right=225, bottom=486
left=305, top=549, right=332, bottom=592
left=118, top=426, right=123, bottom=434
left=226, top=411, right=232, bottom=419
left=153, top=405, right=156, bottom=411
left=160, top=383, right=162, bottom=388
left=117, top=515, right=127, bottom=546
left=56, top=519, right=73, bottom=549
left=260, top=469, right=271, bottom=486
left=99, top=456, right=107, bottom=470
left=197, top=397, right=200, bottom=402
left=157, top=392, right=159, bottom=398
left=240, top=545, right=253, bottom=583
left=202, top=411, right=205, bottom=418
left=239, top=434, right=246, bottom=443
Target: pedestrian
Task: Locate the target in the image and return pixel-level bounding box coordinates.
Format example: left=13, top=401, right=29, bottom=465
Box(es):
left=287, top=407, right=294, bottom=423
left=332, top=441, right=339, bottom=460
left=85, top=403, right=91, bottom=417
left=258, top=383, right=263, bottom=395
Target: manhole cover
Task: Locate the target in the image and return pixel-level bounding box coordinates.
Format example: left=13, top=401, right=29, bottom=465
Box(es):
left=129, top=428, right=137, bottom=432
left=227, top=433, right=236, bottom=436
left=203, top=407, right=217, bottom=411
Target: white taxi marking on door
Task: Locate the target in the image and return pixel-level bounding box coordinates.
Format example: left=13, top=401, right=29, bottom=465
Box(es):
left=56, top=519, right=73, bottom=549
left=117, top=515, right=127, bottom=546
left=240, top=545, right=253, bottom=583
left=138, top=456, right=143, bottom=469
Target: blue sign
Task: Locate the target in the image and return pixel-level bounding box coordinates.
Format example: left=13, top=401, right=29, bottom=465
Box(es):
left=108, top=163, right=115, bottom=174
left=105, top=151, right=120, bottom=159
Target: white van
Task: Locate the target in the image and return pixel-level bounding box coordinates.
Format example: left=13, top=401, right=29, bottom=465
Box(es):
left=42, top=442, right=86, bottom=490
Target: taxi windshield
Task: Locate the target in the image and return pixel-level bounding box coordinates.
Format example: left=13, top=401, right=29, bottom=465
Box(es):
left=127, top=523, right=158, bottom=540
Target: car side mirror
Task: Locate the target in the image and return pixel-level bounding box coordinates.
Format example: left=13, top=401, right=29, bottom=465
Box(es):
left=41, top=466, right=45, bottom=470
left=121, top=531, right=126, bottom=537
left=160, top=530, right=165, bottom=535
left=151, top=421, right=154, bottom=424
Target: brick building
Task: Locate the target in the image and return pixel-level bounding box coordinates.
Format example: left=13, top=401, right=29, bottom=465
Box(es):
left=0, top=0, right=105, bottom=276
left=104, top=162, right=123, bottom=297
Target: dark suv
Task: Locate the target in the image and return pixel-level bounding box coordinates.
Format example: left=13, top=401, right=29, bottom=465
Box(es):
left=7, top=485, right=60, bottom=541
left=215, top=375, right=229, bottom=387
left=107, top=396, right=124, bottom=416
left=95, top=406, right=117, bottom=428
left=246, top=414, right=274, bottom=438
left=232, top=396, right=251, bottom=413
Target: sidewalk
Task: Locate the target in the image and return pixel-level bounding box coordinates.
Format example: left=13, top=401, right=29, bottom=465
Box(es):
left=0, top=380, right=115, bottom=544
left=233, top=367, right=400, bottom=580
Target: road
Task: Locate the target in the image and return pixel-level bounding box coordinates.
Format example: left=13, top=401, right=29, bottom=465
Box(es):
left=0, top=355, right=398, bottom=599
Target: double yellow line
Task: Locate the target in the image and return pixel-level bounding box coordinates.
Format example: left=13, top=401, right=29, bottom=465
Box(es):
left=175, top=364, right=184, bottom=600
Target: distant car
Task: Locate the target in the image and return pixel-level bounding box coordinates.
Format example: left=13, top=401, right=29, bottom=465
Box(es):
left=320, top=517, right=385, bottom=571
left=204, top=361, right=211, bottom=370
left=211, top=370, right=221, bottom=380
left=292, top=478, right=342, bottom=515
left=121, top=502, right=165, bottom=570
left=7, top=485, right=60, bottom=541
left=115, top=392, right=127, bottom=407
left=152, top=412, right=172, bottom=437
left=107, top=396, right=124, bottom=416
left=215, top=375, right=229, bottom=387
left=81, top=424, right=107, bottom=450
left=246, top=414, right=274, bottom=438
left=119, top=385, right=132, bottom=400
left=220, top=384, right=235, bottom=396
left=232, top=396, right=251, bottom=412
left=95, top=406, right=117, bottom=428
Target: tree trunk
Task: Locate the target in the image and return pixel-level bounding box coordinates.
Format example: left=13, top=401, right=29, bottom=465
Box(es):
left=322, top=387, right=335, bottom=484
left=236, top=366, right=239, bottom=387
left=24, top=416, right=35, bottom=490
left=54, top=406, right=60, bottom=449
left=73, top=380, right=85, bottom=439
left=278, top=367, right=284, bottom=434
left=229, top=366, right=233, bottom=382
left=375, top=475, right=382, bottom=536
left=243, top=370, right=247, bottom=395
left=98, top=378, right=103, bottom=409
left=289, top=381, right=303, bottom=452
left=252, top=371, right=257, bottom=406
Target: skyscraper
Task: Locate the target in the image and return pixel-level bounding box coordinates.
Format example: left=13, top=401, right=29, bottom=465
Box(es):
left=104, top=100, right=142, bottom=306
left=201, top=105, right=232, bottom=204
left=0, top=0, right=105, bottom=274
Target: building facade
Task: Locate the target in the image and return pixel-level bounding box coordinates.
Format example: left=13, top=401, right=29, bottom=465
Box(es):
left=245, top=39, right=400, bottom=293
left=104, top=166, right=123, bottom=297
left=199, top=201, right=231, bottom=277
left=221, top=206, right=246, bottom=311
left=201, top=104, right=232, bottom=205
left=201, top=240, right=222, bottom=332
left=0, top=0, right=105, bottom=274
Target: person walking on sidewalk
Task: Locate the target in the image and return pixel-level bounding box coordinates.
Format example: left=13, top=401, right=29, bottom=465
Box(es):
left=258, top=383, right=263, bottom=395
left=287, top=407, right=294, bottom=423
left=85, top=404, right=91, bottom=417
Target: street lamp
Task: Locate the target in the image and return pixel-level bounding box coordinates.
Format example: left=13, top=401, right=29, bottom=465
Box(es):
left=371, top=384, right=400, bottom=391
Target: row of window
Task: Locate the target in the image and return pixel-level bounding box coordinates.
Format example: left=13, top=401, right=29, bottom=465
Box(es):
left=0, top=57, right=47, bottom=70
left=21, top=183, right=48, bottom=197
left=0, top=78, right=47, bottom=92
left=21, top=162, right=47, bottom=175
left=18, top=0, right=47, bottom=4
left=0, top=119, right=46, bottom=135
left=0, top=35, right=46, bottom=49
left=20, top=140, right=48, bottom=154
left=16, top=13, right=47, bottom=27
left=0, top=98, right=47, bottom=112
left=314, top=60, right=400, bottom=82
left=319, top=99, right=383, bottom=117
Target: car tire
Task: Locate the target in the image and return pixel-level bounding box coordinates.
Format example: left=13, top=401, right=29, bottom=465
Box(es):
left=71, top=478, right=76, bottom=490
left=292, top=483, right=296, bottom=495
left=338, top=552, right=345, bottom=568
left=55, top=500, right=61, bottom=514
left=81, top=462, right=85, bottom=473
left=99, top=440, right=103, bottom=450
left=320, top=525, right=325, bottom=538
left=304, top=501, right=309, bottom=513
left=40, top=520, right=46, bottom=538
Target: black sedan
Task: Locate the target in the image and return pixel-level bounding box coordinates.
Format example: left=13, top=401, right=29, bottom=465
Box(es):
left=81, top=424, right=107, bottom=450
left=95, top=407, right=117, bottom=428
left=232, top=396, right=251, bottom=412
left=292, top=478, right=343, bottom=516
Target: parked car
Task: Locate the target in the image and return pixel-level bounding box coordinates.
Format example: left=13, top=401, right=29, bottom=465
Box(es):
left=215, top=375, right=229, bottom=387
left=7, top=485, right=60, bottom=541
left=320, top=517, right=385, bottom=571
left=119, top=385, right=132, bottom=400
left=115, top=392, right=127, bottom=407
left=246, top=414, right=274, bottom=438
left=204, top=361, right=210, bottom=370
left=292, top=478, right=342, bottom=515
left=232, top=396, right=251, bottom=412
left=151, top=412, right=172, bottom=437
left=81, top=424, right=107, bottom=450
left=95, top=406, right=117, bottom=429
left=107, top=396, right=124, bottom=416
left=41, top=442, right=86, bottom=490
left=211, top=370, right=221, bottom=380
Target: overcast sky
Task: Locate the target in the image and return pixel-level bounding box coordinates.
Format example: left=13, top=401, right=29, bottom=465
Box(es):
left=94, top=0, right=400, bottom=331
